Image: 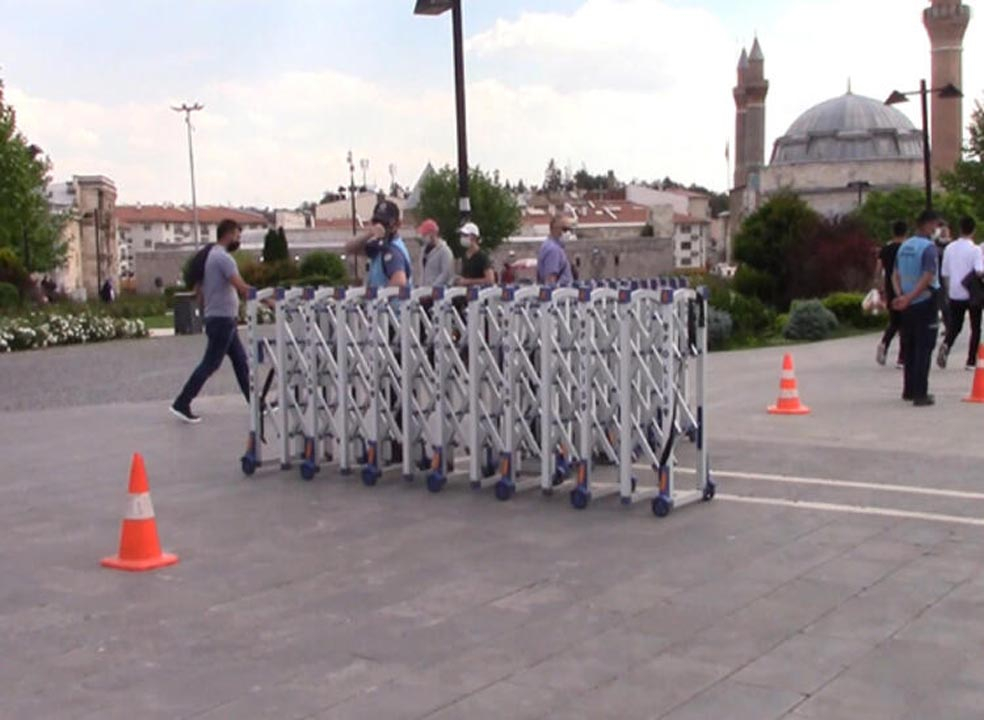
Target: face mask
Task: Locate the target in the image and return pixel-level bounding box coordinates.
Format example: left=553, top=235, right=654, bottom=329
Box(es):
left=227, top=240, right=241, bottom=253
left=562, top=230, right=575, bottom=243
left=932, top=228, right=942, bottom=241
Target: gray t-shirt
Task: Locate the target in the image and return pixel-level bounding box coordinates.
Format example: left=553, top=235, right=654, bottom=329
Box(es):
left=422, top=240, right=454, bottom=287
left=202, top=245, right=240, bottom=318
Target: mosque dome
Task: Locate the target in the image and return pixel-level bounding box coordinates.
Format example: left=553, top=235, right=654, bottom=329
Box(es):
left=770, top=92, right=924, bottom=166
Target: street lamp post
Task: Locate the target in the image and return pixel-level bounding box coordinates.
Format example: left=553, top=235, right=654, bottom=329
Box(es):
left=885, top=81, right=962, bottom=212
left=846, top=180, right=872, bottom=208
left=171, top=103, right=205, bottom=247
left=414, top=0, right=471, bottom=223
left=347, top=150, right=360, bottom=283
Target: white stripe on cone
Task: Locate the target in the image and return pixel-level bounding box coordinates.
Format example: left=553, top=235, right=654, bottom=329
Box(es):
left=125, top=493, right=155, bottom=521
left=779, top=389, right=800, bottom=399
left=781, top=370, right=796, bottom=380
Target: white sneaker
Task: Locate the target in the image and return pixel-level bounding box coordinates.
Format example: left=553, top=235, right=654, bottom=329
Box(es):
left=170, top=403, right=202, bottom=424
left=876, top=344, right=887, bottom=366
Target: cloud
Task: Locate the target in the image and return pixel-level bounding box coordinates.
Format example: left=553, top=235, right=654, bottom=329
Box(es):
left=5, top=0, right=982, bottom=207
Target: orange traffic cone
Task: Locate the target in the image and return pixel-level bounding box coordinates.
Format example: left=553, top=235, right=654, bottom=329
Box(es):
left=767, top=353, right=810, bottom=415
left=964, top=344, right=984, bottom=403
left=101, top=453, right=179, bottom=572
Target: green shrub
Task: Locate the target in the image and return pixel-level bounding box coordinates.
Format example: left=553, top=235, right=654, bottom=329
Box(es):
left=784, top=299, right=838, bottom=341
left=708, top=308, right=733, bottom=350
left=0, top=282, right=20, bottom=310
left=299, top=252, right=348, bottom=285
left=0, top=248, right=28, bottom=290
left=822, top=292, right=885, bottom=329
left=733, top=265, right=777, bottom=307
left=774, top=313, right=789, bottom=336
left=728, top=293, right=775, bottom=337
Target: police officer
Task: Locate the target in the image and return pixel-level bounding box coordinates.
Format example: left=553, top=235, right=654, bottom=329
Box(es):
left=345, top=200, right=412, bottom=289
left=892, top=209, right=942, bottom=406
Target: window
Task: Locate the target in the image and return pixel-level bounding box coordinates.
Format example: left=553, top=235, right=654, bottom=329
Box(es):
left=680, top=258, right=692, bottom=267
left=680, top=224, right=691, bottom=234
left=681, top=242, right=692, bottom=251
left=165, top=223, right=171, bottom=231
left=143, top=224, right=152, bottom=231
left=144, top=240, right=153, bottom=249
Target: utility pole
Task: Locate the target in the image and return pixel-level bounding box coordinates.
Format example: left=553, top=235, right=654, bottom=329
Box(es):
left=347, top=150, right=360, bottom=283
left=172, top=103, right=204, bottom=246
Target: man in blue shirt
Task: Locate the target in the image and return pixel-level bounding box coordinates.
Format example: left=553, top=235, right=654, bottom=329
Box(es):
left=345, top=200, right=412, bottom=289
left=537, top=215, right=575, bottom=286
left=892, top=209, right=942, bottom=406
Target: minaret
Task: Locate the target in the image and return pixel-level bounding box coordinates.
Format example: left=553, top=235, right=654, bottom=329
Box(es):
left=924, top=0, right=971, bottom=174
left=743, top=37, right=769, bottom=186
left=733, top=48, right=748, bottom=188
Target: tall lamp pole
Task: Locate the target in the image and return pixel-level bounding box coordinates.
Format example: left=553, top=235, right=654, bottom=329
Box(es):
left=414, top=0, right=471, bottom=224
left=172, top=103, right=204, bottom=247
left=846, top=180, right=872, bottom=208
left=885, top=81, right=962, bottom=212
left=347, top=150, right=359, bottom=283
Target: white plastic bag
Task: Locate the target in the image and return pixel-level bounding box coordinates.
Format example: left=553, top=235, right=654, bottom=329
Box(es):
left=862, top=288, right=883, bottom=315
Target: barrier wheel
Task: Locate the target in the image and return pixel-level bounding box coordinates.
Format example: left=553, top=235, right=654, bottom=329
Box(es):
left=300, top=461, right=317, bottom=482
left=494, top=480, right=514, bottom=502
left=426, top=472, right=447, bottom=494
left=570, top=487, right=591, bottom=510
left=361, top=466, right=381, bottom=487
left=702, top=480, right=716, bottom=502
left=652, top=496, right=672, bottom=518
left=241, top=454, right=257, bottom=477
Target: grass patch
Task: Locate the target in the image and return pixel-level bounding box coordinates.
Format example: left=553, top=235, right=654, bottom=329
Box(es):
left=140, top=314, right=173, bottom=330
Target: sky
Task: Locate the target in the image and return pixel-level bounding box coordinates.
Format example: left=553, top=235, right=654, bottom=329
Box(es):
left=1, top=0, right=981, bottom=208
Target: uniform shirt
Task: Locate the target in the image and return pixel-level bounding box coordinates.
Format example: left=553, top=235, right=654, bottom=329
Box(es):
left=202, top=245, right=240, bottom=318
left=941, top=237, right=984, bottom=301
left=536, top=236, right=573, bottom=286
left=896, top=235, right=940, bottom=305
left=461, top=250, right=491, bottom=280
left=421, top=240, right=454, bottom=287
left=366, top=236, right=412, bottom=288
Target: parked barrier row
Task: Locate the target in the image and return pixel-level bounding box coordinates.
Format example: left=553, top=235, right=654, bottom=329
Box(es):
left=240, top=278, right=714, bottom=517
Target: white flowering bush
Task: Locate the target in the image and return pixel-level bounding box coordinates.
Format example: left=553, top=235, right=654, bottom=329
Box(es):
left=0, top=311, right=147, bottom=352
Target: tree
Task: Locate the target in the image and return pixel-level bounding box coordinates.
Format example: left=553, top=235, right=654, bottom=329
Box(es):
left=0, top=77, right=66, bottom=272
left=856, top=187, right=976, bottom=242
left=262, top=227, right=288, bottom=262
left=543, top=159, right=562, bottom=193
left=416, top=166, right=522, bottom=258
left=733, top=191, right=821, bottom=309
left=942, top=98, right=984, bottom=222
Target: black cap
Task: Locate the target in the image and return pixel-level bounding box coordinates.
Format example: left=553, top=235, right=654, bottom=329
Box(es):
left=917, top=209, right=942, bottom=226
left=371, top=200, right=400, bottom=227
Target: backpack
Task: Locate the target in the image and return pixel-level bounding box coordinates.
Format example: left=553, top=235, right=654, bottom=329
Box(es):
left=183, top=244, right=216, bottom=289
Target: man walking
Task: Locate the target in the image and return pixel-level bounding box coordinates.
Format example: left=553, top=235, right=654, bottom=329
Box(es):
left=938, top=216, right=983, bottom=370
left=892, top=210, right=942, bottom=406
left=537, top=214, right=574, bottom=286
left=418, top=218, right=453, bottom=287
left=171, top=219, right=251, bottom=423
left=876, top=221, right=907, bottom=368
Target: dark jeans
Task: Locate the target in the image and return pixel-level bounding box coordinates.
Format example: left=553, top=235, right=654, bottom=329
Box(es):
left=881, top=308, right=904, bottom=362
left=901, top=298, right=938, bottom=401
left=175, top=317, right=249, bottom=408
left=944, top=299, right=982, bottom=366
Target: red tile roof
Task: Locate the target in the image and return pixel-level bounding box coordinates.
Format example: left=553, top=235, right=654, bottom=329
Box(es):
left=116, top=205, right=269, bottom=226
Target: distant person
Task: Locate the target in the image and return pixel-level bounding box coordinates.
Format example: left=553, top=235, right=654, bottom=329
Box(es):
left=344, top=200, right=411, bottom=289
left=537, top=215, right=574, bottom=286
left=418, top=218, right=453, bottom=287
left=99, top=278, right=115, bottom=303
left=171, top=219, right=251, bottom=424
left=455, top=222, right=495, bottom=287
left=501, top=259, right=516, bottom=285
left=892, top=209, right=942, bottom=407
left=876, top=221, right=908, bottom=368
left=938, top=216, right=983, bottom=370
left=936, top=221, right=953, bottom=336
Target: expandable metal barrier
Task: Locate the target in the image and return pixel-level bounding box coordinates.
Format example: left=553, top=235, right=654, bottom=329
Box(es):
left=239, top=278, right=714, bottom=517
